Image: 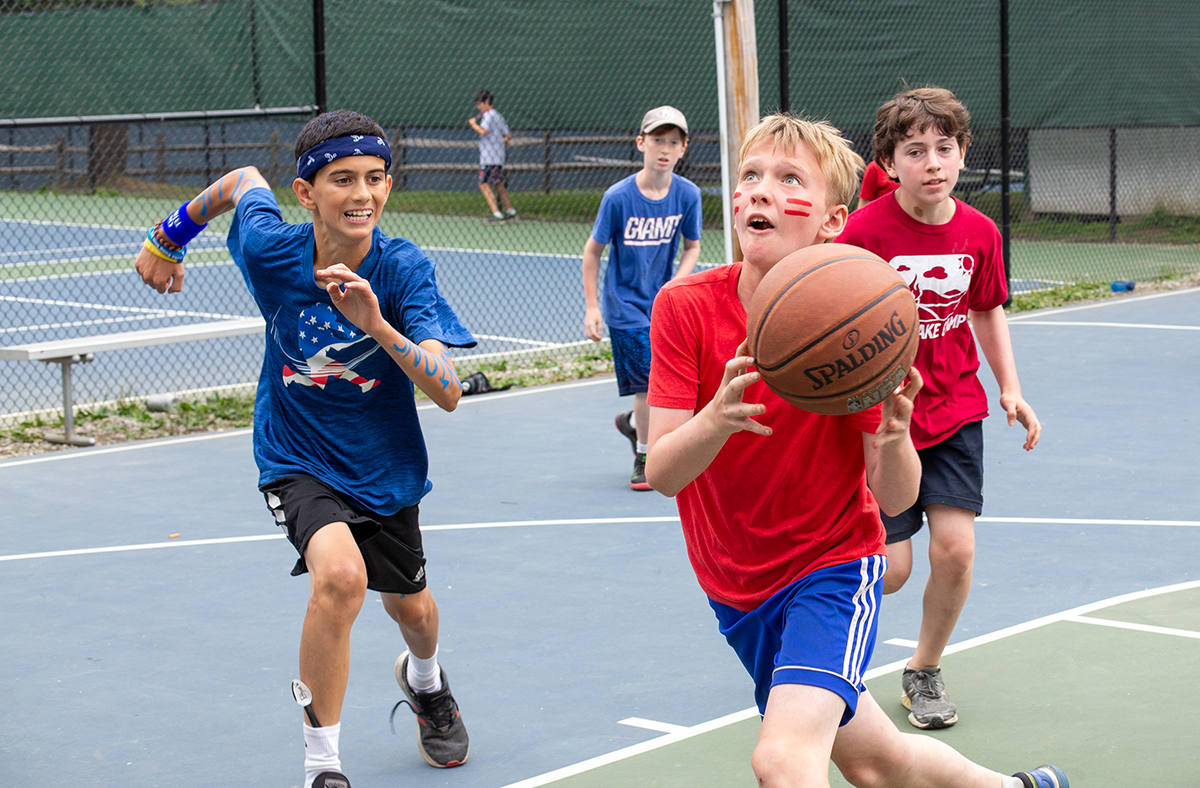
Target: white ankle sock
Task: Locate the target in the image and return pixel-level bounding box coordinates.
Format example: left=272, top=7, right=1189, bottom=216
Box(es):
left=628, top=411, right=637, bottom=429
left=1004, top=777, right=1025, bottom=788
left=406, top=648, right=442, bottom=693
left=303, top=722, right=341, bottom=788
left=636, top=441, right=648, bottom=454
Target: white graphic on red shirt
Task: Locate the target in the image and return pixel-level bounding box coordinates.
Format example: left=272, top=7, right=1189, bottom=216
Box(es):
left=890, top=254, right=975, bottom=341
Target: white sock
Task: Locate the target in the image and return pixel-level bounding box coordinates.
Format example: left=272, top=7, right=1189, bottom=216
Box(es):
left=1004, top=777, right=1025, bottom=788
left=492, top=211, right=503, bottom=219
left=406, top=648, right=442, bottom=693
left=636, top=441, right=648, bottom=455
left=628, top=411, right=637, bottom=429
left=303, top=721, right=341, bottom=788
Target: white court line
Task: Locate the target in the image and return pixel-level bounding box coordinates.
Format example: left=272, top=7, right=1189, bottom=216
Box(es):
left=0, top=516, right=681, bottom=563
left=618, top=717, right=689, bottom=734
left=1007, top=285, right=1200, bottom=321
left=1009, top=320, right=1200, bottom=331
left=6, top=514, right=1195, bottom=563
left=497, top=577, right=1200, bottom=788
left=0, top=293, right=248, bottom=318
left=883, top=638, right=919, bottom=648
left=978, top=516, right=1200, bottom=527
left=1063, top=615, right=1200, bottom=640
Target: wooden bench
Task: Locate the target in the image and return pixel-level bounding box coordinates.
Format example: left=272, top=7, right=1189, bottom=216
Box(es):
left=0, top=317, right=265, bottom=446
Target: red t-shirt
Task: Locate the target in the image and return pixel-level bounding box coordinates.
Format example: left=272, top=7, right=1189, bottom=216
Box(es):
left=648, top=263, right=885, bottom=612
left=859, top=161, right=900, bottom=203
left=837, top=195, right=1008, bottom=449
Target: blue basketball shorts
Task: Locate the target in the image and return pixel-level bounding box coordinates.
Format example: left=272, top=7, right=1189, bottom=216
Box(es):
left=609, top=325, right=652, bottom=396
left=710, top=555, right=886, bottom=723
left=883, top=419, right=984, bottom=544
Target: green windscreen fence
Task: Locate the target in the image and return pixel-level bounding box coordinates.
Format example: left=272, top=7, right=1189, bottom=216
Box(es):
left=1, top=0, right=1197, bottom=426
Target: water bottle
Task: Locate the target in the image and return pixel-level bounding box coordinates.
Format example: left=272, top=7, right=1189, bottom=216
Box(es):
left=1110, top=280, right=1135, bottom=293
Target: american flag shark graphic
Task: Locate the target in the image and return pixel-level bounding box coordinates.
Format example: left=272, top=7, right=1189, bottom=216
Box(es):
left=279, top=303, right=382, bottom=393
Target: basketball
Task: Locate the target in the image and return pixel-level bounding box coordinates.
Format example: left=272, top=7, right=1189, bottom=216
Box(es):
left=745, top=243, right=918, bottom=416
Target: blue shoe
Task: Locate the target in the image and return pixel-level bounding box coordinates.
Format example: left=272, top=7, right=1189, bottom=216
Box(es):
left=1014, top=765, right=1069, bottom=788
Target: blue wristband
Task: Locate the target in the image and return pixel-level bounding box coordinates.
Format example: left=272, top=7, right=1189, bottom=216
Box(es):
left=159, top=202, right=207, bottom=247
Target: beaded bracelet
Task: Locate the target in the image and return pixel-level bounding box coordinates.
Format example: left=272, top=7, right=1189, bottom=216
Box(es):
left=145, top=227, right=185, bottom=264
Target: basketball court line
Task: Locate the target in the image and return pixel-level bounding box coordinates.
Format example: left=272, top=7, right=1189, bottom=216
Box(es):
left=493, top=578, right=1200, bottom=788
left=1006, top=285, right=1200, bottom=320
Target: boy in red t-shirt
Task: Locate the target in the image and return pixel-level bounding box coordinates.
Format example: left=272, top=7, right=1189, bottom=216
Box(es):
left=647, top=114, right=1065, bottom=788
left=838, top=87, right=1042, bottom=731
left=857, top=159, right=900, bottom=209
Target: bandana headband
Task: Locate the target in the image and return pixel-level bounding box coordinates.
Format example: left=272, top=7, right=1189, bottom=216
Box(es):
left=296, top=135, right=392, bottom=181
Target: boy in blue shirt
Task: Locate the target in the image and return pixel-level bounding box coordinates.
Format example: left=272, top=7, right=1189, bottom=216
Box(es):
left=582, top=105, right=702, bottom=490
left=136, top=110, right=474, bottom=788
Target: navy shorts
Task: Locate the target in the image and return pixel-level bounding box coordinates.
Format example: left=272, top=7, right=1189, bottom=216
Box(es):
left=261, top=474, right=428, bottom=595
left=710, top=556, right=886, bottom=722
left=609, top=325, right=651, bottom=396
left=883, top=420, right=984, bottom=544
left=479, top=164, right=506, bottom=186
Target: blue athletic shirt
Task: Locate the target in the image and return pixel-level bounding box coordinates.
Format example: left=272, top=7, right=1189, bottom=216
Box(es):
left=227, top=188, right=476, bottom=514
left=591, top=173, right=702, bottom=329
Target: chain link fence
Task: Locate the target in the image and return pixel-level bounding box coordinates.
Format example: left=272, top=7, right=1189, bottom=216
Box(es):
left=2, top=0, right=1197, bottom=428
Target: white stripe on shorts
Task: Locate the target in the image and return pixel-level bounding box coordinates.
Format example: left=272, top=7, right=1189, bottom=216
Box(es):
left=842, top=555, right=885, bottom=685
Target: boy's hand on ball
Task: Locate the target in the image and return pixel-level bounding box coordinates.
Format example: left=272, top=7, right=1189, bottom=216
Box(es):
left=708, top=341, right=772, bottom=438
left=874, top=366, right=923, bottom=448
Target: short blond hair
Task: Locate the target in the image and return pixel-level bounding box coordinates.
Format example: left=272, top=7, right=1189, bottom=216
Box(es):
left=738, top=114, right=864, bottom=210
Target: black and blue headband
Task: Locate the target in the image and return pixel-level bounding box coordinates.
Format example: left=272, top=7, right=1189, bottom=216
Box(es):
left=296, top=135, right=392, bottom=181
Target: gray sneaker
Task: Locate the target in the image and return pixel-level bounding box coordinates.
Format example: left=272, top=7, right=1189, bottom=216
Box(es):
left=390, top=652, right=469, bottom=768
left=901, top=666, right=958, bottom=729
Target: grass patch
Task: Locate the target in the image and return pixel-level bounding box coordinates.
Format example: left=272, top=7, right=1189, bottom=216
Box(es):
left=0, top=349, right=614, bottom=458
left=1008, top=281, right=1113, bottom=312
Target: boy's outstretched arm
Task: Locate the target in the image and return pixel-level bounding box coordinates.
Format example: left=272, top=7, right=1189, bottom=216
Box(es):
left=970, top=305, right=1041, bottom=450
left=136, top=166, right=270, bottom=294
left=316, top=264, right=462, bottom=411
left=673, top=237, right=700, bottom=280
left=646, top=341, right=770, bottom=497
left=581, top=237, right=606, bottom=341
left=863, top=367, right=923, bottom=516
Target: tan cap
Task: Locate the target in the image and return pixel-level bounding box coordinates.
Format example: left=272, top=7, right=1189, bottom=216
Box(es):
left=640, top=105, right=689, bottom=136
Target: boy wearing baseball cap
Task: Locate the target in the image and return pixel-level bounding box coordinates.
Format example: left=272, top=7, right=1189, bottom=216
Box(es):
left=581, top=105, right=703, bottom=489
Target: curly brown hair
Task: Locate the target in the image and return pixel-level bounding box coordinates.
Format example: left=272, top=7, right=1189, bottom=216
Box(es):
left=872, top=87, right=972, bottom=168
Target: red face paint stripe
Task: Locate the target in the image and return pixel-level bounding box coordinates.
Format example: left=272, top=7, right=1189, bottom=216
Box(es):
left=734, top=206, right=739, bottom=213
left=783, top=209, right=810, bottom=216
left=785, top=198, right=813, bottom=206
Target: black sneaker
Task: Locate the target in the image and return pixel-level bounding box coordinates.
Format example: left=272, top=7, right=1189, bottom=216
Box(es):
left=630, top=452, right=652, bottom=491
left=391, top=652, right=469, bottom=768
left=1013, top=765, right=1069, bottom=788
left=312, top=771, right=352, bottom=788
left=614, top=411, right=638, bottom=454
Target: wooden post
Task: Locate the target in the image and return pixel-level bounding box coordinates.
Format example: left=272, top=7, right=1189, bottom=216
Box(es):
left=718, top=0, right=759, bottom=263
left=55, top=136, right=67, bottom=190
left=267, top=129, right=280, bottom=188
left=155, top=133, right=167, bottom=184
left=542, top=129, right=552, bottom=194
left=393, top=125, right=406, bottom=192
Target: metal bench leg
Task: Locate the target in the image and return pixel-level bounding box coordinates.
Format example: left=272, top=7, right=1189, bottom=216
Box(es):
left=44, top=354, right=95, bottom=447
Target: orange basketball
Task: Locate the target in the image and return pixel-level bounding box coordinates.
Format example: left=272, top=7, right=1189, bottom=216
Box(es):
left=746, top=243, right=918, bottom=415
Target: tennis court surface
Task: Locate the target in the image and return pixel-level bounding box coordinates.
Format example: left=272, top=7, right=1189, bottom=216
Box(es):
left=2, top=287, right=1199, bottom=787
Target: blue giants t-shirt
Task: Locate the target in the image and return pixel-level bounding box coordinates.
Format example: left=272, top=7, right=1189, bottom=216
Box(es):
left=227, top=188, right=476, bottom=514
left=591, top=173, right=702, bottom=329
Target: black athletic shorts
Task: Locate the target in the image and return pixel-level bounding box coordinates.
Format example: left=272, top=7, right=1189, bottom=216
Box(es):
left=882, top=420, right=984, bottom=544
left=261, top=474, right=428, bottom=595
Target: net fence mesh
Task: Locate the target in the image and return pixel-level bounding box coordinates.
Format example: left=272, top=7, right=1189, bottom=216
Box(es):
left=1, top=0, right=1197, bottom=424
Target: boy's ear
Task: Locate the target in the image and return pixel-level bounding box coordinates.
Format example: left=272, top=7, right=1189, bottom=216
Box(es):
left=817, top=204, right=849, bottom=240
left=292, top=177, right=316, bottom=210
left=635, top=134, right=646, bottom=152
left=880, top=154, right=898, bottom=179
